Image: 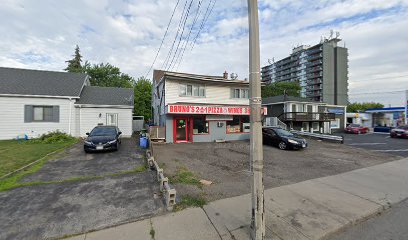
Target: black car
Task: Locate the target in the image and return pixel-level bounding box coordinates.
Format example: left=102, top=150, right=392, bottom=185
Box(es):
left=262, top=127, right=307, bottom=150
left=84, top=126, right=122, bottom=153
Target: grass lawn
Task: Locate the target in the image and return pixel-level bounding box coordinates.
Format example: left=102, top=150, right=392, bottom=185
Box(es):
left=0, top=139, right=78, bottom=177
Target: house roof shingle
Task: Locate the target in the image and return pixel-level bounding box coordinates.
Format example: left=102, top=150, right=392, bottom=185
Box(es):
left=0, top=67, right=87, bottom=97
left=75, top=86, right=134, bottom=106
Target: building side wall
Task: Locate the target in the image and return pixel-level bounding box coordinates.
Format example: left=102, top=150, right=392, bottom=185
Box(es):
left=165, top=79, right=249, bottom=106
left=322, top=44, right=335, bottom=105
left=0, top=96, right=75, bottom=140
left=336, top=47, right=349, bottom=106
left=78, top=107, right=133, bottom=137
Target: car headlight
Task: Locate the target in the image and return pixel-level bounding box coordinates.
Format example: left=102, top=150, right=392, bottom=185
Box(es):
left=107, top=140, right=117, bottom=145
left=84, top=141, right=93, bottom=145
left=288, top=139, right=298, bottom=144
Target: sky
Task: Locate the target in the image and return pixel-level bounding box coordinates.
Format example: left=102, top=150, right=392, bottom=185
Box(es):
left=1, top=0, right=408, bottom=106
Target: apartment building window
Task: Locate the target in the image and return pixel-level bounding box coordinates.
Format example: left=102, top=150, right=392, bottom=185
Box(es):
left=179, top=84, right=205, bottom=97
left=231, top=88, right=249, bottom=99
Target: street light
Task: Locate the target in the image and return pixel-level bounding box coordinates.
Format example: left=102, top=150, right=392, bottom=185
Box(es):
left=247, top=0, right=265, bottom=239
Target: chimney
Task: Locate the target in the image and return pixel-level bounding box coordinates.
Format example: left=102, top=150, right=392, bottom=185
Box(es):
left=223, top=71, right=228, bottom=79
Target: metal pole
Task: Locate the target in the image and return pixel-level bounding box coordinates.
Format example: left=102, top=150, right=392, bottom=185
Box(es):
left=405, top=90, right=408, bottom=125
left=248, top=0, right=265, bottom=239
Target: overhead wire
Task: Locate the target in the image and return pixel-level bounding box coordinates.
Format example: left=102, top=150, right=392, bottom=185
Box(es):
left=144, top=0, right=181, bottom=79
left=167, top=0, right=195, bottom=71
left=161, top=0, right=189, bottom=70
left=190, top=0, right=216, bottom=51
left=174, top=0, right=203, bottom=71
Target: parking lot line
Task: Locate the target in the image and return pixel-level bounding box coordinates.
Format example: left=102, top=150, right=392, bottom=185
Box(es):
left=348, top=143, right=387, bottom=146
left=372, top=149, right=408, bottom=152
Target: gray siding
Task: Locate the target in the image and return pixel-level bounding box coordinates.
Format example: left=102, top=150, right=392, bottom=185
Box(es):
left=336, top=47, right=349, bottom=105
left=322, top=44, right=335, bottom=104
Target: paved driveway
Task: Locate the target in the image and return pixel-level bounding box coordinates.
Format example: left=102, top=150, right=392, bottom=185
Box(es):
left=0, top=138, right=164, bottom=240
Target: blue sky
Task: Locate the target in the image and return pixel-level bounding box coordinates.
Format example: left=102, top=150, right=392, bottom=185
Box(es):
left=0, top=0, right=408, bottom=106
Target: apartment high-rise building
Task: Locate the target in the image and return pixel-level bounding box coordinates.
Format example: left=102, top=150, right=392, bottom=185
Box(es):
left=261, top=37, right=349, bottom=105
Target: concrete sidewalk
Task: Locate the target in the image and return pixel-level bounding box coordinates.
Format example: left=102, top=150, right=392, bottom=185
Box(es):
left=67, top=158, right=408, bottom=240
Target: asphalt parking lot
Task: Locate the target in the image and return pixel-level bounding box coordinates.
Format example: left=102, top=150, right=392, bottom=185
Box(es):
left=0, top=138, right=164, bottom=240
left=339, top=132, right=408, bottom=157
left=153, top=139, right=401, bottom=202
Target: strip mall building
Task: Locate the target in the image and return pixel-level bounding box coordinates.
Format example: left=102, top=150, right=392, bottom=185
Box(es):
left=152, top=70, right=261, bottom=143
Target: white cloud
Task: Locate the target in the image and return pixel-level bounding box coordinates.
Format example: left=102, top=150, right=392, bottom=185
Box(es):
left=0, top=0, right=408, bottom=106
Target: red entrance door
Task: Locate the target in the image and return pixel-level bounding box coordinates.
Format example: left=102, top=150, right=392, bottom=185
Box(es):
left=174, top=117, right=190, bottom=142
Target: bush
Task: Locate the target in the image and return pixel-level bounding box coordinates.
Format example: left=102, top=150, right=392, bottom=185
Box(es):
left=32, top=130, right=76, bottom=143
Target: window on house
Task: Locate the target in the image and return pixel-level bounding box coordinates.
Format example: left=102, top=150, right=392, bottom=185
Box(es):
left=226, top=116, right=250, bottom=133
left=25, top=105, right=59, bottom=123
left=193, top=117, right=209, bottom=134
left=179, top=84, right=205, bottom=97
left=106, top=113, right=118, bottom=126
left=232, top=88, right=249, bottom=99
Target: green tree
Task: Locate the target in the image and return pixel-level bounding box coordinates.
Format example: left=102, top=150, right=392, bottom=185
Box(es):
left=82, top=62, right=135, bottom=88
left=64, top=45, right=83, bottom=73
left=261, top=81, right=301, bottom=98
left=133, top=77, right=152, bottom=121
left=347, top=102, right=384, bottom=113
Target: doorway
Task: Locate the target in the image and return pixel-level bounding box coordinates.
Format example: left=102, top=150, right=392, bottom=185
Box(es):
left=174, top=117, right=190, bottom=142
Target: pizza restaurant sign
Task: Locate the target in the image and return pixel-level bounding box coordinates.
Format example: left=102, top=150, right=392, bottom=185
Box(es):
left=167, top=104, right=267, bottom=115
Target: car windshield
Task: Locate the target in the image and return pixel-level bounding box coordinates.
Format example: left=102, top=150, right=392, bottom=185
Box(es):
left=397, top=126, right=408, bottom=130
left=274, top=128, right=294, bottom=137
left=349, top=124, right=360, bottom=127
left=90, top=127, right=116, bottom=136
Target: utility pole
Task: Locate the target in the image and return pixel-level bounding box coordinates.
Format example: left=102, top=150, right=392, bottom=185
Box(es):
left=248, top=0, right=265, bottom=239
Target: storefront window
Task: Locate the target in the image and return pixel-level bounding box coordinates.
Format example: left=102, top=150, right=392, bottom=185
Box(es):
left=226, top=116, right=250, bottom=133
left=193, top=117, right=209, bottom=134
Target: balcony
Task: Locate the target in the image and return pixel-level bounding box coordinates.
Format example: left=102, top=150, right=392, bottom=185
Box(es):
left=306, top=90, right=322, bottom=97
left=307, top=47, right=323, bottom=55
left=307, top=60, right=323, bottom=67
left=306, top=66, right=323, bottom=73
left=279, top=112, right=335, bottom=122
left=307, top=53, right=323, bottom=61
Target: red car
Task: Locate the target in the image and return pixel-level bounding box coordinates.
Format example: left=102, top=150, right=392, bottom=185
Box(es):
left=390, top=125, right=408, bottom=138
left=345, top=124, right=369, bottom=134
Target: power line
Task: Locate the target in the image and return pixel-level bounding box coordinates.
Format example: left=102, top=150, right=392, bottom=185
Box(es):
left=174, top=0, right=203, bottom=71
left=351, top=74, right=408, bottom=82
left=190, top=0, right=216, bottom=51
left=161, top=0, right=189, bottom=70
left=144, top=0, right=181, bottom=79
left=349, top=90, right=406, bottom=95
left=167, top=0, right=195, bottom=71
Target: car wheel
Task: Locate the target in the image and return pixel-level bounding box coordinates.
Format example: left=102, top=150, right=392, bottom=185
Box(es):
left=115, top=142, right=119, bottom=151
left=278, top=141, right=287, bottom=150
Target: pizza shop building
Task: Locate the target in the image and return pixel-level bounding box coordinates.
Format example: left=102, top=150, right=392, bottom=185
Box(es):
left=152, top=70, right=258, bottom=143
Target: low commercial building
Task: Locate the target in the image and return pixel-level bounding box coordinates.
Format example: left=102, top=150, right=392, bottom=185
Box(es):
left=152, top=70, right=258, bottom=143
left=262, top=95, right=346, bottom=133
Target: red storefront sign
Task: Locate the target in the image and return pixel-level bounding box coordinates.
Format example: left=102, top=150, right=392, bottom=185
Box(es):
left=167, top=104, right=267, bottom=115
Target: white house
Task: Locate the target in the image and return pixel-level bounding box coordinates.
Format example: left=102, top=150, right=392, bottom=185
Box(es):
left=0, top=67, right=134, bottom=140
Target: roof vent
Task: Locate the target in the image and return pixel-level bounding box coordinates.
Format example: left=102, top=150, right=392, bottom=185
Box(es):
left=230, top=73, right=238, bottom=80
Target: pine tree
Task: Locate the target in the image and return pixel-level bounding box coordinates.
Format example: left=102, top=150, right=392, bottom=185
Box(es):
left=64, top=45, right=83, bottom=73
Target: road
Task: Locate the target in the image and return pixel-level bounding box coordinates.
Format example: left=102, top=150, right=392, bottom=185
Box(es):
left=332, top=198, right=408, bottom=240
left=339, top=132, right=408, bottom=157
